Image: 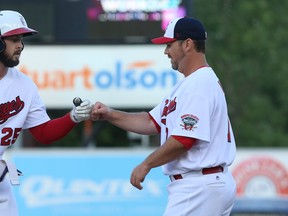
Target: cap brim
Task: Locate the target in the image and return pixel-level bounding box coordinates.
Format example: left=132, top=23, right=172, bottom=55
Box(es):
left=151, top=37, right=176, bottom=44
left=2, top=27, right=38, bottom=37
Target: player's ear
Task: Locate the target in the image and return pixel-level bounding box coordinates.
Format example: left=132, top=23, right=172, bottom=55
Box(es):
left=182, top=38, right=193, bottom=51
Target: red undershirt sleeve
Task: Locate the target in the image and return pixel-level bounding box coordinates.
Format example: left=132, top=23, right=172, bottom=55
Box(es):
left=172, top=135, right=197, bottom=150
left=29, top=113, right=77, bottom=144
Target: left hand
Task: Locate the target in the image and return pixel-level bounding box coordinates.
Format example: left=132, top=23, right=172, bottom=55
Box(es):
left=70, top=99, right=92, bottom=123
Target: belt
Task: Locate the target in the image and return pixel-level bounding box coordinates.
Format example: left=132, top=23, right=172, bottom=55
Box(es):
left=170, top=166, right=224, bottom=181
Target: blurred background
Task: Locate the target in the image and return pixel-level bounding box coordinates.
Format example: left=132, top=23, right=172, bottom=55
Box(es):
left=2, top=0, right=288, bottom=215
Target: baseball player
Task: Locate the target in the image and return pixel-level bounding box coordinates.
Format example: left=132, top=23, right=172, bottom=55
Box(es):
left=91, top=17, right=237, bottom=216
left=0, top=10, right=92, bottom=216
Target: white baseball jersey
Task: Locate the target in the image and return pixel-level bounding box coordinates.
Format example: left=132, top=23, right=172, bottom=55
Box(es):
left=149, top=67, right=236, bottom=175
left=0, top=68, right=50, bottom=158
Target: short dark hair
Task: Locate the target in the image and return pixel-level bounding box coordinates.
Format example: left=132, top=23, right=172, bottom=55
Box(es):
left=194, top=40, right=206, bottom=53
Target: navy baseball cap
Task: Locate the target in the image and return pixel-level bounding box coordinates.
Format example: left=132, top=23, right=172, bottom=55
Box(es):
left=151, top=17, right=207, bottom=44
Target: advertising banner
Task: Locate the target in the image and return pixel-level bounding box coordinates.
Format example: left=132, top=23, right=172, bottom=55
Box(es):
left=230, top=148, right=288, bottom=214
left=10, top=149, right=169, bottom=216
left=6, top=148, right=288, bottom=215
left=230, top=148, right=288, bottom=198
left=18, top=45, right=183, bottom=109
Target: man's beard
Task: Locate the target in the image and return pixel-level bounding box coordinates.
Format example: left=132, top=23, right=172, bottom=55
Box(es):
left=170, top=60, right=178, bottom=71
left=0, top=51, right=20, bottom=67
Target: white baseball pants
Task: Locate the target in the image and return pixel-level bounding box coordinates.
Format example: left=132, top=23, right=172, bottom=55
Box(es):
left=0, top=178, right=18, bottom=216
left=163, top=169, right=236, bottom=216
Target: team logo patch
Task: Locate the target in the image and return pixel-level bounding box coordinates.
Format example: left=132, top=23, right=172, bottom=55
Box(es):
left=180, top=114, right=199, bottom=131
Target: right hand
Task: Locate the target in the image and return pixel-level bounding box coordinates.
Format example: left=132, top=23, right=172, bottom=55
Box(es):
left=130, top=162, right=151, bottom=190
left=91, top=101, right=111, bottom=121
left=70, top=99, right=92, bottom=123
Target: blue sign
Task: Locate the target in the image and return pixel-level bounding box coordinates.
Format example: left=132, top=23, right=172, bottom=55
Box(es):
left=11, top=151, right=170, bottom=216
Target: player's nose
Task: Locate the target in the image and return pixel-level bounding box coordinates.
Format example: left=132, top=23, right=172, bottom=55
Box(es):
left=164, top=46, right=169, bottom=55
